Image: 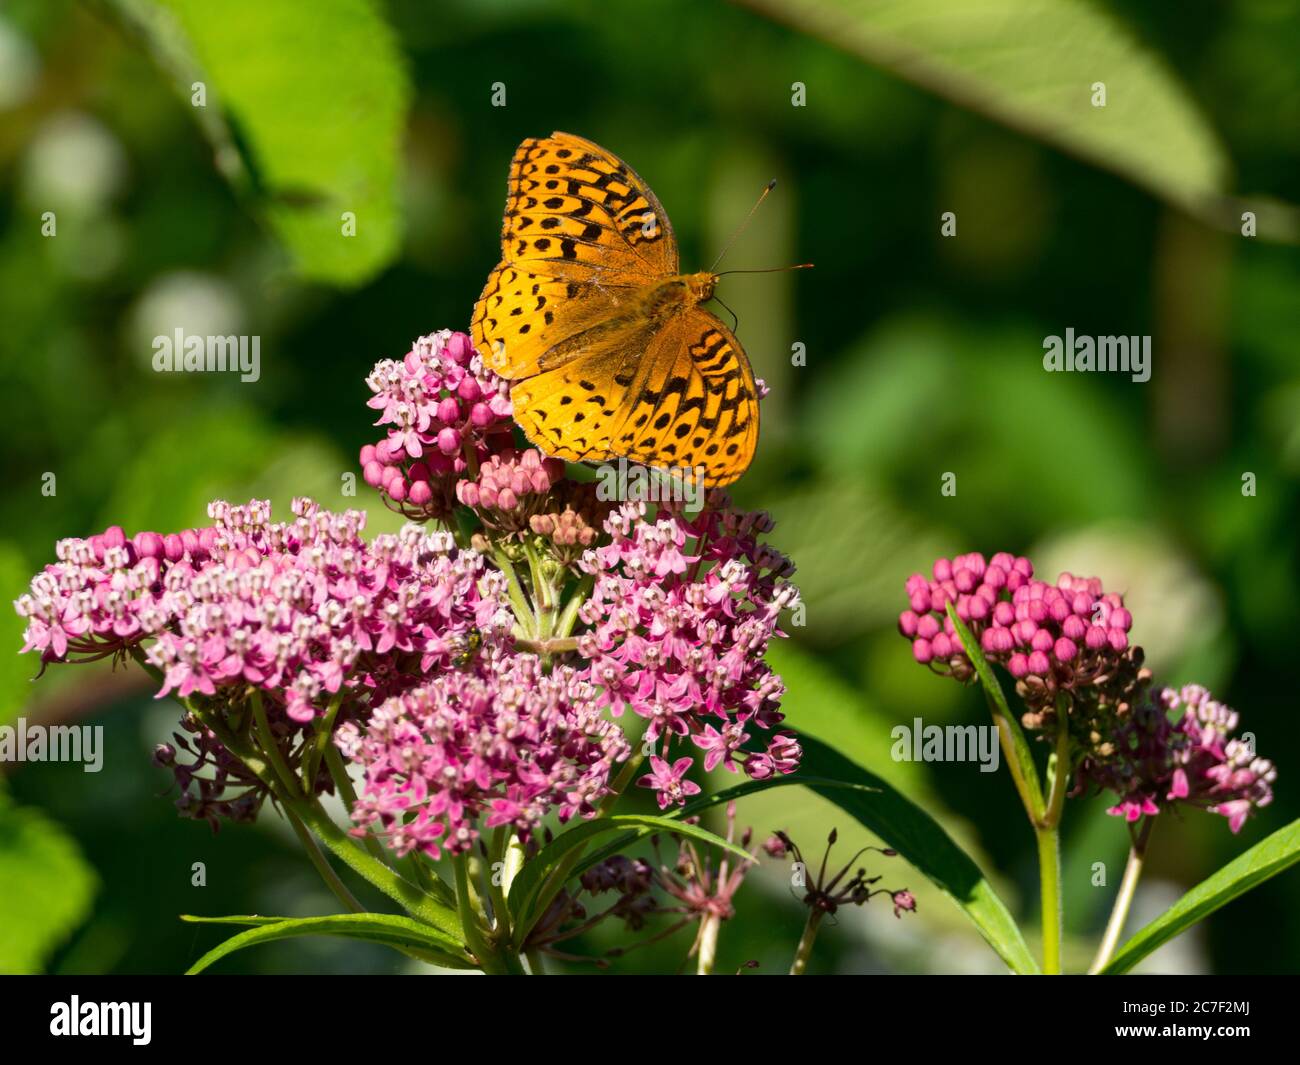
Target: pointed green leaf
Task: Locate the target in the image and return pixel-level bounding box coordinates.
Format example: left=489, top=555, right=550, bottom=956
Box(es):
left=1101, top=818, right=1300, bottom=975
left=181, top=912, right=474, bottom=973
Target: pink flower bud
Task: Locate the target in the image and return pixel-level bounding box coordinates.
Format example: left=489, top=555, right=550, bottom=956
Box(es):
left=1008, top=653, right=1030, bottom=678
left=1053, top=637, right=1078, bottom=663
left=1026, top=650, right=1050, bottom=675
left=912, top=638, right=933, bottom=664
left=898, top=611, right=919, bottom=637
left=436, top=427, right=461, bottom=455
left=916, top=615, right=940, bottom=640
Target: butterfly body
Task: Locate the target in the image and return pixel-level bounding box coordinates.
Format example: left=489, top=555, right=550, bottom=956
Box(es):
left=473, top=133, right=757, bottom=486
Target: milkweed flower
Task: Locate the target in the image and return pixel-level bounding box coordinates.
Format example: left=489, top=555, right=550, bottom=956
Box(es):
left=577, top=496, right=801, bottom=808
left=337, top=652, right=631, bottom=857
left=16, top=498, right=512, bottom=824
left=17, top=498, right=509, bottom=721
left=361, top=330, right=516, bottom=519
left=1073, top=684, right=1276, bottom=833
left=898, top=552, right=1143, bottom=728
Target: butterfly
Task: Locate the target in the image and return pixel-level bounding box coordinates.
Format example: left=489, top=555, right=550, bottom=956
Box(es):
left=472, top=131, right=759, bottom=487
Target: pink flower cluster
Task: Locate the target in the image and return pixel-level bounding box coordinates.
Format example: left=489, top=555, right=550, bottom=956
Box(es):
left=900, top=552, right=1132, bottom=677
left=15, top=498, right=510, bottom=725
left=1075, top=684, right=1276, bottom=833
left=576, top=498, right=802, bottom=808
left=361, top=330, right=516, bottom=518
left=337, top=653, right=631, bottom=857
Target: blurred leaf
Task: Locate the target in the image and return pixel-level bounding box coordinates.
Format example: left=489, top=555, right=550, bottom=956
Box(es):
left=768, top=640, right=925, bottom=792
left=0, top=543, right=32, bottom=728
left=0, top=792, right=98, bottom=974
left=740, top=0, right=1239, bottom=226
left=794, top=732, right=1038, bottom=973
left=180, top=912, right=474, bottom=973
left=111, top=0, right=410, bottom=284
left=98, top=406, right=348, bottom=534
left=1101, top=818, right=1300, bottom=975
left=768, top=479, right=950, bottom=641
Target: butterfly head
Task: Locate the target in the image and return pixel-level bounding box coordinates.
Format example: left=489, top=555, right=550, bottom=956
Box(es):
left=686, top=271, right=719, bottom=303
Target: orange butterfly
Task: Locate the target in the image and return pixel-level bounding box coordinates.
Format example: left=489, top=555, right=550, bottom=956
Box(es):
left=472, top=132, right=758, bottom=487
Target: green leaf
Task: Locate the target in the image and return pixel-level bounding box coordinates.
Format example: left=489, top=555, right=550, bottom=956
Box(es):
left=946, top=602, right=1046, bottom=822
left=793, top=732, right=1038, bottom=973
left=741, top=0, right=1247, bottom=230
left=507, top=814, right=755, bottom=947
left=0, top=794, right=98, bottom=974
left=181, top=912, right=474, bottom=974
left=1101, top=818, right=1300, bottom=975
left=111, top=0, right=410, bottom=284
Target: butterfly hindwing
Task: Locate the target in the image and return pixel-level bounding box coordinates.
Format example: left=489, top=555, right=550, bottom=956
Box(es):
left=511, top=308, right=757, bottom=487
left=615, top=309, right=758, bottom=486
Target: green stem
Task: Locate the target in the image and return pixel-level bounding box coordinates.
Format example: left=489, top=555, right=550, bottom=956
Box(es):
left=128, top=649, right=464, bottom=945
left=1089, top=817, right=1153, bottom=974
left=303, top=690, right=345, bottom=791
left=486, top=827, right=512, bottom=940
left=250, top=690, right=301, bottom=798
left=1037, top=825, right=1062, bottom=974
left=285, top=807, right=364, bottom=913
left=789, top=909, right=824, bottom=975
left=454, top=853, right=506, bottom=974
left=1036, top=702, right=1070, bottom=975
left=554, top=573, right=593, bottom=638
left=492, top=544, right=536, bottom=637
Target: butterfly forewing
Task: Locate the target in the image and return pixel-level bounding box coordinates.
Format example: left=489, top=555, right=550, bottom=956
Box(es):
left=502, top=132, right=678, bottom=277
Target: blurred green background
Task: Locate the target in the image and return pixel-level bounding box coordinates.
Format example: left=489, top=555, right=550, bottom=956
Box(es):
left=0, top=0, right=1297, bottom=974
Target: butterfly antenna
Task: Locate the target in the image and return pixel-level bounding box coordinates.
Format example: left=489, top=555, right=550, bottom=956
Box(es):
left=711, top=292, right=740, bottom=333
left=716, top=263, right=814, bottom=276
left=708, top=179, right=777, bottom=273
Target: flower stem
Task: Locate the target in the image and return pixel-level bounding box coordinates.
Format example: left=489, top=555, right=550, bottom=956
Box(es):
left=789, top=909, right=824, bottom=975
left=492, top=544, right=536, bottom=637
left=1036, top=825, right=1062, bottom=974
left=454, top=852, right=507, bottom=974
left=285, top=806, right=364, bottom=913
left=1032, top=699, right=1071, bottom=974
left=1089, top=817, right=1153, bottom=974
left=696, top=913, right=721, bottom=975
